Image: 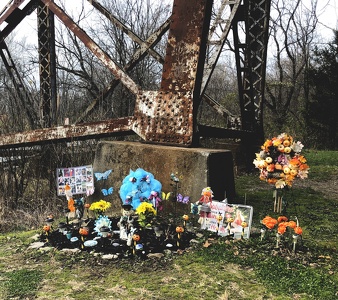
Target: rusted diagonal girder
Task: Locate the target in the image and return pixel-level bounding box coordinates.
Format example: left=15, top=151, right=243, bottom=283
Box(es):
left=87, top=0, right=166, bottom=65
left=75, top=9, right=171, bottom=123
left=40, top=0, right=139, bottom=95
left=0, top=0, right=38, bottom=42
left=0, top=0, right=26, bottom=25
left=0, top=118, right=134, bottom=149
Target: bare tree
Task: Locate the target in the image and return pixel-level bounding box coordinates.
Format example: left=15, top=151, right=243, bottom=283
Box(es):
left=264, top=0, right=319, bottom=137
left=53, top=0, right=171, bottom=123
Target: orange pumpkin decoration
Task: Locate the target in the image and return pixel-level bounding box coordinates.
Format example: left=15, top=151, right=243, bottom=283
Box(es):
left=43, top=225, right=51, bottom=232
left=227, top=217, right=234, bottom=223
left=182, top=214, right=189, bottom=221
left=79, top=227, right=89, bottom=236
left=84, top=203, right=91, bottom=209
left=132, top=234, right=141, bottom=242
left=176, top=226, right=184, bottom=233
left=216, top=214, right=223, bottom=222
left=241, top=221, right=248, bottom=228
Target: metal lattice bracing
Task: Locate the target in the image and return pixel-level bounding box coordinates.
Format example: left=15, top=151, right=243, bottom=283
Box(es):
left=0, top=0, right=271, bottom=148
left=37, top=1, right=57, bottom=127
left=233, top=0, right=271, bottom=137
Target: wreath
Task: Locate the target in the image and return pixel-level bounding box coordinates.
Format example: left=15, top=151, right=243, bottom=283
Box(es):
left=253, top=133, right=309, bottom=189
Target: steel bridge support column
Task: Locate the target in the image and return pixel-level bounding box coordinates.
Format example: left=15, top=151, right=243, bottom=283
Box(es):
left=233, top=0, right=271, bottom=169
left=37, top=1, right=57, bottom=127
left=234, top=0, right=271, bottom=137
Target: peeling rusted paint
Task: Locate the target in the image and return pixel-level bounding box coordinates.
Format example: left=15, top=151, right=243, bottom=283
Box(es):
left=0, top=118, right=133, bottom=148
left=132, top=0, right=212, bottom=146
left=161, top=0, right=210, bottom=93
left=0, top=0, right=26, bottom=25
left=132, top=91, right=193, bottom=145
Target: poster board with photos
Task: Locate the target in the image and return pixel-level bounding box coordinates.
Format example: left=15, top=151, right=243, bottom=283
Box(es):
left=203, top=201, right=253, bottom=239
left=57, top=165, right=94, bottom=196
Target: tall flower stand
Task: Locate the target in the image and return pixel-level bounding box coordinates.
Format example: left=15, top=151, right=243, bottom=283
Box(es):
left=272, top=188, right=297, bottom=214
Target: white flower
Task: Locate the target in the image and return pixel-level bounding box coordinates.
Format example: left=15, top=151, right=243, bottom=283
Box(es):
left=275, top=179, right=286, bottom=189
left=291, top=141, right=304, bottom=153
left=253, top=158, right=267, bottom=168
left=297, top=169, right=309, bottom=179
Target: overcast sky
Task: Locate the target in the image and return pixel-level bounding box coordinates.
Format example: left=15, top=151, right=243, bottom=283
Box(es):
left=1, top=0, right=337, bottom=45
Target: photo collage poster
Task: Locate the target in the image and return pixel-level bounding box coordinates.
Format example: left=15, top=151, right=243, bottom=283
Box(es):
left=203, top=201, right=253, bottom=239
left=57, top=165, right=94, bottom=196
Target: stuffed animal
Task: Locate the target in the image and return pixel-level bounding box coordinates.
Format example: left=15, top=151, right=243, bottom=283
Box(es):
left=198, top=186, right=214, bottom=204
left=119, top=168, right=162, bottom=210
left=197, top=187, right=214, bottom=228
left=117, top=204, right=135, bottom=240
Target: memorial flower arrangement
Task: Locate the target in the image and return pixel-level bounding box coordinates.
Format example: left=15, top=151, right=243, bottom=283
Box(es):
left=253, top=133, right=310, bottom=189
left=89, top=199, right=111, bottom=217
left=261, top=215, right=303, bottom=252
left=135, top=202, right=157, bottom=228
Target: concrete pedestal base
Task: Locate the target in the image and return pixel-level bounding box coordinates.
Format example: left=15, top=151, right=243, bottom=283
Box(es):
left=92, top=141, right=235, bottom=214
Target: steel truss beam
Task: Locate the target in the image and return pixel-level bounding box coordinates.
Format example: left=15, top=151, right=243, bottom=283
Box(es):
left=0, top=0, right=271, bottom=148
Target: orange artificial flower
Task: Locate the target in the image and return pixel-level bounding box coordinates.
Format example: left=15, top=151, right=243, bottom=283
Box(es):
left=266, top=164, right=275, bottom=172
left=289, top=157, right=300, bottom=167
left=262, top=216, right=278, bottom=229
left=298, top=155, right=307, bottom=164
left=278, top=224, right=287, bottom=235
left=261, top=139, right=273, bottom=151
left=267, top=178, right=277, bottom=185
left=287, top=221, right=297, bottom=229
left=277, top=216, right=288, bottom=223
left=299, top=163, right=310, bottom=170
left=294, top=226, right=303, bottom=235
left=272, top=138, right=282, bottom=147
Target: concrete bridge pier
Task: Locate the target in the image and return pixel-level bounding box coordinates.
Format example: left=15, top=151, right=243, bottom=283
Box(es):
left=92, top=141, right=235, bottom=214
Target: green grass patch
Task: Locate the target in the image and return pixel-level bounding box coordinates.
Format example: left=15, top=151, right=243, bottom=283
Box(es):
left=304, top=150, right=338, bottom=180
left=2, top=269, right=42, bottom=299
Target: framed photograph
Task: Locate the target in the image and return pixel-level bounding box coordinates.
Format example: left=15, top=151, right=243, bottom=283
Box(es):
left=203, top=202, right=253, bottom=239
left=56, top=165, right=94, bottom=196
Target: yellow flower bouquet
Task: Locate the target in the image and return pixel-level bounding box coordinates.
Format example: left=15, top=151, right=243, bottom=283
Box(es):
left=135, top=202, right=157, bottom=228
left=89, top=200, right=111, bottom=217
